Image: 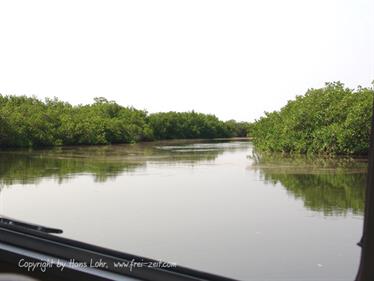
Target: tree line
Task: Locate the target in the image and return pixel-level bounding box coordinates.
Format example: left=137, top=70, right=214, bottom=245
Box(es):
left=0, top=95, right=250, bottom=147
left=251, top=82, right=374, bottom=155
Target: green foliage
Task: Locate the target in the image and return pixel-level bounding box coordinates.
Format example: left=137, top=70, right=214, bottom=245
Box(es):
left=147, top=112, right=251, bottom=140
left=251, top=82, right=374, bottom=155
left=0, top=95, right=242, bottom=147
left=224, top=120, right=251, bottom=137
left=147, top=111, right=230, bottom=139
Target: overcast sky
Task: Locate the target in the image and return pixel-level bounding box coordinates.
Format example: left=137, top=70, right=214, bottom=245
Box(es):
left=0, top=0, right=373, bottom=121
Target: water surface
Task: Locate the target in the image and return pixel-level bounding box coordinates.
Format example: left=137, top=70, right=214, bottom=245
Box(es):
left=0, top=140, right=366, bottom=280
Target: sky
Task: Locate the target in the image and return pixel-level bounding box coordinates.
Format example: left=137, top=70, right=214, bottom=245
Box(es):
left=0, top=0, right=373, bottom=122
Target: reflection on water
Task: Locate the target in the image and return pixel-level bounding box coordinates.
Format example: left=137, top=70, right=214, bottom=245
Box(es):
left=249, top=151, right=367, bottom=216
left=2, top=141, right=364, bottom=217
left=0, top=140, right=367, bottom=280
left=0, top=140, right=238, bottom=185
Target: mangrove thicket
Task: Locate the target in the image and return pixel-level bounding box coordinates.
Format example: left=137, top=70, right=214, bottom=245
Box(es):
left=0, top=95, right=250, bottom=147
left=251, top=82, right=373, bottom=155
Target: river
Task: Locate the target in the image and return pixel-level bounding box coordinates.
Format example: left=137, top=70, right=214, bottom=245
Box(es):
left=0, top=140, right=367, bottom=280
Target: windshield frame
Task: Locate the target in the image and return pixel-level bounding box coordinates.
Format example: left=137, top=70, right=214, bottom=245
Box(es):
left=0, top=220, right=236, bottom=281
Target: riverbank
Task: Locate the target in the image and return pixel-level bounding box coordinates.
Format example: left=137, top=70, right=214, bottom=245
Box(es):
left=0, top=95, right=250, bottom=148
left=251, top=82, right=373, bottom=155
left=0, top=137, right=252, bottom=152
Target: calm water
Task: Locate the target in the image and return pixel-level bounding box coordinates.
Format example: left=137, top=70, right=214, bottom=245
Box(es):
left=0, top=140, right=367, bottom=280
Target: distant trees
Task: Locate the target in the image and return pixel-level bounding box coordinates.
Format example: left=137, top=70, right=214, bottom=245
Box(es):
left=251, top=82, right=374, bottom=155
left=148, top=111, right=226, bottom=139
left=147, top=112, right=250, bottom=140
left=0, top=113, right=11, bottom=146
left=224, top=120, right=251, bottom=138
left=0, top=95, right=249, bottom=147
